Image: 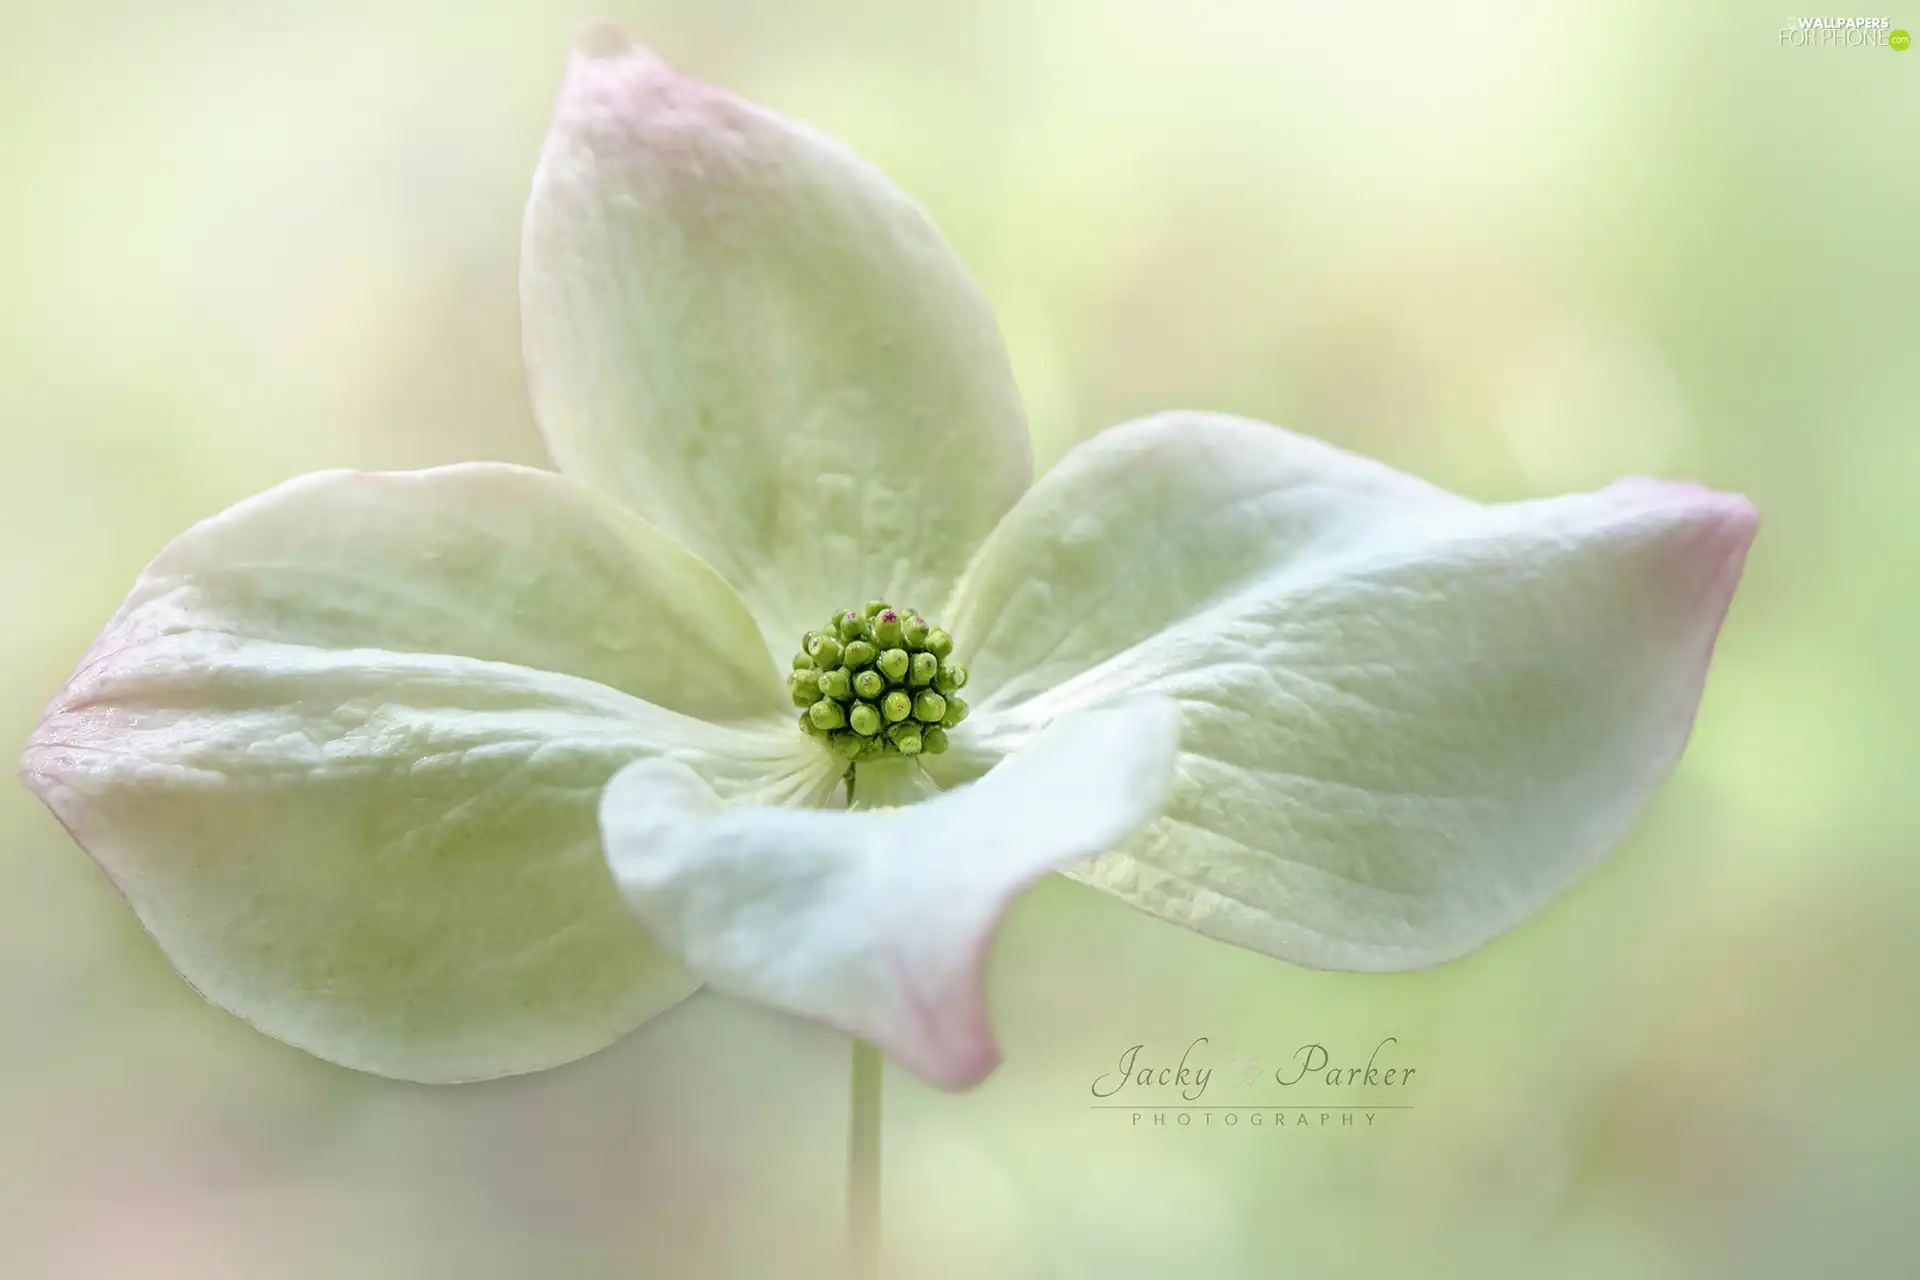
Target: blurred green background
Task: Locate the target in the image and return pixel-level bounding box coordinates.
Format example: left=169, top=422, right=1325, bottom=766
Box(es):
left=2, top=1, right=1914, bottom=1276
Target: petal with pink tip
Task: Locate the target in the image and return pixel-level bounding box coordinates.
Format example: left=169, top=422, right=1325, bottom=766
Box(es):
left=520, top=26, right=1031, bottom=654
left=600, top=697, right=1181, bottom=1089
left=935, top=412, right=1758, bottom=971
left=18, top=463, right=837, bottom=1082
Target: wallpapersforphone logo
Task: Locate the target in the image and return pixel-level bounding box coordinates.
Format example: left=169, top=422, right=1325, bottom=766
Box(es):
left=1090, top=1037, right=1418, bottom=1131
left=1778, top=16, right=1910, bottom=47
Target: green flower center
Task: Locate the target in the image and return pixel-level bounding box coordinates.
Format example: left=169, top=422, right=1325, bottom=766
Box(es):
left=788, top=601, right=969, bottom=762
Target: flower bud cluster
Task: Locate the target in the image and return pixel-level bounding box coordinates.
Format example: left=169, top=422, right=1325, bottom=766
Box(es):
left=788, top=601, right=970, bottom=760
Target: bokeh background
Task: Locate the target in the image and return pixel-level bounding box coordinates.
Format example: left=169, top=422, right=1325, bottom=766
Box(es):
left=2, top=1, right=1914, bottom=1275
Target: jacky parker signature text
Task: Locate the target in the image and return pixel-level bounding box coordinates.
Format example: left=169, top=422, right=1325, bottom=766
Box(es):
left=1091, top=1037, right=1416, bottom=1102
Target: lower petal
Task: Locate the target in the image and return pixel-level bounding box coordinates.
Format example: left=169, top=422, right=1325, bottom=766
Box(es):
left=599, top=697, right=1181, bottom=1089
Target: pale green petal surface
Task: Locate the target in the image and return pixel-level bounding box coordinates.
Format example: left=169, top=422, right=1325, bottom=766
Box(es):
left=600, top=697, right=1180, bottom=1090
left=19, top=464, right=835, bottom=1082
left=520, top=26, right=1032, bottom=652
left=937, top=412, right=1758, bottom=971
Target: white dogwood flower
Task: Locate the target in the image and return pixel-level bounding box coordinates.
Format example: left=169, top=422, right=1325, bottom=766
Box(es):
left=19, top=26, right=1756, bottom=1091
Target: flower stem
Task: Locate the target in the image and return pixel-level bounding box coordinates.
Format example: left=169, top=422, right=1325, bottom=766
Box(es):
left=847, top=1038, right=883, bottom=1278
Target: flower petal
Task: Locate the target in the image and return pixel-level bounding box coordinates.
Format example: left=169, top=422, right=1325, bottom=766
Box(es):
left=600, top=697, right=1181, bottom=1089
left=520, top=25, right=1031, bottom=651
left=19, top=464, right=839, bottom=1082
left=936, top=413, right=1757, bottom=971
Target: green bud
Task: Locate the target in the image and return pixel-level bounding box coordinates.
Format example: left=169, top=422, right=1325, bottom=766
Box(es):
left=808, top=634, right=843, bottom=667
left=798, top=606, right=965, bottom=756
left=789, top=671, right=824, bottom=706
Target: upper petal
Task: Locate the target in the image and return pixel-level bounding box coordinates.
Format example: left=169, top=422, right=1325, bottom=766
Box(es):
left=937, top=412, right=1757, bottom=970
left=520, top=26, right=1031, bottom=652
left=19, top=464, right=839, bottom=1082
left=600, top=697, right=1181, bottom=1090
